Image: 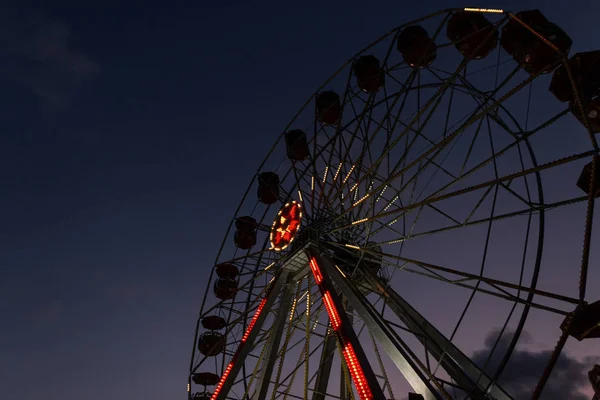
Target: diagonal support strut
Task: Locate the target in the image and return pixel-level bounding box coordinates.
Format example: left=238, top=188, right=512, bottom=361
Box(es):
left=313, top=250, right=445, bottom=400
left=212, top=272, right=287, bottom=400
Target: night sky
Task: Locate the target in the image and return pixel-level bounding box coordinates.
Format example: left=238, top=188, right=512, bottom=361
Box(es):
left=2, top=1, right=600, bottom=399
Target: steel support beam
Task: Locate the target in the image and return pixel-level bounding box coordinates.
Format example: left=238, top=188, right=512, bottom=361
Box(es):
left=213, top=272, right=287, bottom=400
left=308, top=249, right=387, bottom=400
left=364, top=272, right=513, bottom=400
left=314, top=250, right=444, bottom=400
left=254, top=275, right=295, bottom=400
left=311, top=333, right=338, bottom=400
left=341, top=301, right=354, bottom=400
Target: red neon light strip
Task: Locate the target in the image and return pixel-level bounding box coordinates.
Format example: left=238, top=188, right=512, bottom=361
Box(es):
left=308, top=256, right=374, bottom=400
left=210, top=297, right=269, bottom=400
left=309, top=257, right=323, bottom=284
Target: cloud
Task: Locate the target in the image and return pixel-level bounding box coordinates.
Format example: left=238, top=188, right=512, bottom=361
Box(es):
left=0, top=6, right=100, bottom=109
left=471, top=329, right=597, bottom=399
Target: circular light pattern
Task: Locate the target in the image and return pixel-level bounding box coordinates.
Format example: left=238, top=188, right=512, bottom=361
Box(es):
left=270, top=201, right=303, bottom=252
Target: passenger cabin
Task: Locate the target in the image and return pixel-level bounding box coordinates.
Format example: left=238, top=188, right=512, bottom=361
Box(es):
left=561, top=300, right=600, bottom=340
left=198, top=331, right=226, bottom=356
left=215, top=263, right=239, bottom=279
left=354, top=55, right=385, bottom=93
left=201, top=315, right=227, bottom=331
left=257, top=172, right=280, bottom=205
left=500, top=10, right=571, bottom=75
left=214, top=277, right=237, bottom=300
left=192, top=372, right=220, bottom=386
left=285, top=129, right=310, bottom=161
left=234, top=216, right=257, bottom=249
left=192, top=392, right=211, bottom=400
left=316, top=91, right=342, bottom=125
left=576, top=157, right=600, bottom=197
left=550, top=51, right=600, bottom=102
left=550, top=51, right=600, bottom=134
left=447, top=11, right=498, bottom=60
left=569, top=98, right=600, bottom=134
left=397, top=25, right=437, bottom=68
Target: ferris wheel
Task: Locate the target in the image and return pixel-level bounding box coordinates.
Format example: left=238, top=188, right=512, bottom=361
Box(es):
left=189, top=7, right=600, bottom=400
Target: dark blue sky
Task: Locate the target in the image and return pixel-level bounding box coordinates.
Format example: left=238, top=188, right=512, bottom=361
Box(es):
left=1, top=1, right=599, bottom=399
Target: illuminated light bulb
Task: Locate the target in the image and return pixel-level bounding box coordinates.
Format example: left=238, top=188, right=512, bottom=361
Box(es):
left=342, top=164, right=355, bottom=185
left=383, top=195, right=398, bottom=211
left=333, top=162, right=343, bottom=182
left=386, top=238, right=405, bottom=245
left=376, top=185, right=387, bottom=202
left=323, top=166, right=329, bottom=183
left=463, top=7, right=503, bottom=13
left=353, top=193, right=371, bottom=206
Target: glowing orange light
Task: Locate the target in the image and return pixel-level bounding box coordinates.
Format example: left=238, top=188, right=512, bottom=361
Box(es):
left=270, top=201, right=303, bottom=251
left=307, top=256, right=374, bottom=400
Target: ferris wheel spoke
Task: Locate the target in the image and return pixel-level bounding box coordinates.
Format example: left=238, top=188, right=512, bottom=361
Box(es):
left=323, top=92, right=375, bottom=202
left=333, top=148, right=595, bottom=233
left=360, top=271, right=514, bottom=400
left=402, top=264, right=571, bottom=316
left=334, top=83, right=460, bottom=223
left=355, top=121, right=471, bottom=237
left=327, top=80, right=417, bottom=209
left=369, top=247, right=580, bottom=308
left=335, top=39, right=499, bottom=217
left=332, top=52, right=545, bottom=227
left=330, top=73, right=428, bottom=204
left=365, top=130, right=527, bottom=239
left=314, top=63, right=358, bottom=214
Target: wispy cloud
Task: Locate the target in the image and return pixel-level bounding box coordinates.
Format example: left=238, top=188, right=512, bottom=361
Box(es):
left=0, top=6, right=100, bottom=109
left=471, top=329, right=598, bottom=399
